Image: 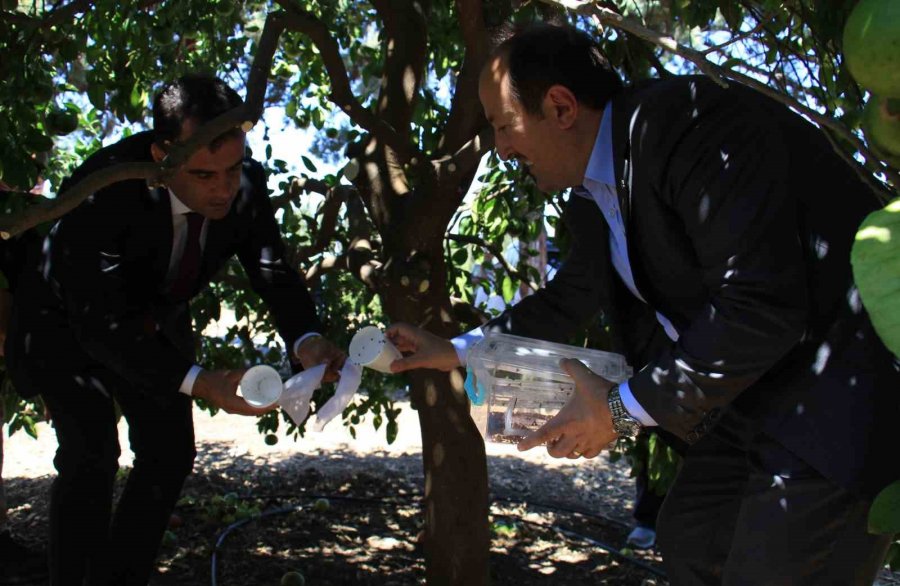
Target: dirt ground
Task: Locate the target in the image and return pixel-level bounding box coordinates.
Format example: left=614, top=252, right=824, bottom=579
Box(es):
left=3, top=400, right=898, bottom=585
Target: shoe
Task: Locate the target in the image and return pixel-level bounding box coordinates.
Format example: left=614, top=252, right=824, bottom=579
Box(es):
left=626, top=525, right=657, bottom=550
left=0, top=530, right=48, bottom=584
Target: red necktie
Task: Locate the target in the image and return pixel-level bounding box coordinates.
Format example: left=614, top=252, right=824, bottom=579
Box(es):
left=168, top=212, right=204, bottom=301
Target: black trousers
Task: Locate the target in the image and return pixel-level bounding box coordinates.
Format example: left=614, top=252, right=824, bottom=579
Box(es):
left=657, top=424, right=893, bottom=585
left=41, top=368, right=195, bottom=586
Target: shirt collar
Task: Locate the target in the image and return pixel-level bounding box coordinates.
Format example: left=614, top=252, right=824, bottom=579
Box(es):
left=168, top=189, right=193, bottom=216
left=583, top=102, right=615, bottom=188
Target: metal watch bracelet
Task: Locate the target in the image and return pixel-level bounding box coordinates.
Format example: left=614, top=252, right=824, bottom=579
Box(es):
left=608, top=384, right=642, bottom=439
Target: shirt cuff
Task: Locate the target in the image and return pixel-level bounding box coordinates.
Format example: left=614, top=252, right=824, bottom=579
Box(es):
left=618, top=380, right=658, bottom=427
left=292, top=332, right=323, bottom=359
left=179, top=365, right=204, bottom=396
left=451, top=327, right=484, bottom=367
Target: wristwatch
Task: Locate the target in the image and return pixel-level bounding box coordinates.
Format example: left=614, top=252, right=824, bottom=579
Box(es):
left=608, top=384, right=642, bottom=439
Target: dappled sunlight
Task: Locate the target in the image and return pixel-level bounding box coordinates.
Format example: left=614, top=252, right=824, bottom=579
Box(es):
left=812, top=342, right=831, bottom=375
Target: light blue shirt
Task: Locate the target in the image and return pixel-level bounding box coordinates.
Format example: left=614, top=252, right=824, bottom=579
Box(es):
left=577, top=103, right=682, bottom=426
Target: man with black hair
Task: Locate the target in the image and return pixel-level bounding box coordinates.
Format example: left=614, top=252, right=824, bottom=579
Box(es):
left=5, top=74, right=344, bottom=585
left=389, top=23, right=898, bottom=584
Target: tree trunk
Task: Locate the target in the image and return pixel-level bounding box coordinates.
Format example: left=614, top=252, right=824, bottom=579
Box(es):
left=410, top=367, right=490, bottom=585
left=381, top=276, right=490, bottom=586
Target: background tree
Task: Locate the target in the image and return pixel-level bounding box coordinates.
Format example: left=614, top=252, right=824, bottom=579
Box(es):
left=1, top=0, right=898, bottom=581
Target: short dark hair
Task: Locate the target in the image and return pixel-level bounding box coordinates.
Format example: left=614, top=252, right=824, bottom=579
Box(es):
left=152, top=73, right=243, bottom=148
left=495, top=23, right=622, bottom=115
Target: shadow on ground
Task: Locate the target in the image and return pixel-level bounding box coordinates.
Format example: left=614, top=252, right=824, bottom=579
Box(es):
left=4, top=441, right=666, bottom=585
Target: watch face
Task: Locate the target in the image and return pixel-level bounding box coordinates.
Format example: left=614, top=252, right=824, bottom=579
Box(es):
left=613, top=417, right=640, bottom=438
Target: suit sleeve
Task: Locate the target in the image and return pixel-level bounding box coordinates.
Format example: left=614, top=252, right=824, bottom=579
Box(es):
left=50, top=188, right=194, bottom=395
left=236, top=162, right=323, bottom=350
left=628, top=90, right=809, bottom=442
left=484, top=193, right=611, bottom=342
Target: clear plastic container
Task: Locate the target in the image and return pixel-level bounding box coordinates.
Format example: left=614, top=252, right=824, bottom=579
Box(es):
left=465, top=332, right=632, bottom=443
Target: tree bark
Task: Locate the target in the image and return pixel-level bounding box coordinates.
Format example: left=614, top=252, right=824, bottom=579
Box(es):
left=382, top=284, right=491, bottom=586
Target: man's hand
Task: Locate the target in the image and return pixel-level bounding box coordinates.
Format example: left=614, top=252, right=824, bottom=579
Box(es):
left=295, top=335, right=346, bottom=383
left=386, top=322, right=460, bottom=373
left=517, top=358, right=617, bottom=459
left=192, top=369, right=275, bottom=416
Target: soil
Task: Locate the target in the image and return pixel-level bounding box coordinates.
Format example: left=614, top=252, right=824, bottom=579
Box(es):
left=3, top=400, right=897, bottom=586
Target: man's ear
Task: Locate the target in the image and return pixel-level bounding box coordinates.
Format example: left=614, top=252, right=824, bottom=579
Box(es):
left=150, top=141, right=167, bottom=163
left=544, top=85, right=579, bottom=129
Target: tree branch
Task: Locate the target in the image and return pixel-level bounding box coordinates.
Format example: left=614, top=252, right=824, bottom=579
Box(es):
left=440, top=0, right=490, bottom=155
left=304, top=241, right=383, bottom=291
left=0, top=163, right=157, bottom=240
left=273, top=0, right=422, bottom=163
left=448, top=233, right=538, bottom=292
left=0, top=0, right=91, bottom=28
left=433, top=127, right=493, bottom=182
left=542, top=0, right=900, bottom=196
left=371, top=0, right=430, bottom=128
left=0, top=9, right=288, bottom=240
left=450, top=296, right=489, bottom=328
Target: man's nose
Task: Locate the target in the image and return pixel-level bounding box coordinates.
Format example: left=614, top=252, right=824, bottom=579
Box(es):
left=495, top=135, right=512, bottom=161
left=217, top=175, right=239, bottom=198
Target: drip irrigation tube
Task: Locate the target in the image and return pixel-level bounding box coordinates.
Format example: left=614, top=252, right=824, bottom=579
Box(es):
left=208, top=493, right=667, bottom=585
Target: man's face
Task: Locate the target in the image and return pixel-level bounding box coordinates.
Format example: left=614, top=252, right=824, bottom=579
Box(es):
left=478, top=57, right=575, bottom=193
left=152, top=120, right=246, bottom=220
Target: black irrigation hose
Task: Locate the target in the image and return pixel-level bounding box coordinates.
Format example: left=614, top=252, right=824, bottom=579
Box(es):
left=209, top=494, right=395, bottom=586
left=208, top=493, right=667, bottom=585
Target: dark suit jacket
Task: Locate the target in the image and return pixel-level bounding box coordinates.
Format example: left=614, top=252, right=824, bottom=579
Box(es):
left=487, top=76, right=900, bottom=497
left=6, top=131, right=322, bottom=399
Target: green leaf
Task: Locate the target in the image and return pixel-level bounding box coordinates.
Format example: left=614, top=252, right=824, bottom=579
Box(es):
left=500, top=274, right=516, bottom=303
left=129, top=83, right=145, bottom=109
left=869, top=480, right=900, bottom=534
left=851, top=198, right=900, bottom=358
left=301, top=155, right=318, bottom=173
left=386, top=420, right=398, bottom=444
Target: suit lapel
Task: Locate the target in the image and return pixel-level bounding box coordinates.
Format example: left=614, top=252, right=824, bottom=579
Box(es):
left=609, top=90, right=658, bottom=313
left=147, top=185, right=174, bottom=286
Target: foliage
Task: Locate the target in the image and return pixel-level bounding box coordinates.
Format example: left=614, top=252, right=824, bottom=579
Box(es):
left=851, top=197, right=900, bottom=357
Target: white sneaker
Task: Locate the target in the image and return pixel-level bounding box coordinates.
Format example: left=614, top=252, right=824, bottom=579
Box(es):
left=626, top=526, right=656, bottom=550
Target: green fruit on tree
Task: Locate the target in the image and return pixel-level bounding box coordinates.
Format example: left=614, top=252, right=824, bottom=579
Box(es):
left=862, top=96, right=900, bottom=158
left=46, top=109, right=79, bottom=136
left=843, top=0, right=900, bottom=97
left=215, top=1, right=234, bottom=16
left=264, top=433, right=279, bottom=446
left=280, top=570, right=306, bottom=586
left=312, top=498, right=330, bottom=513
left=851, top=197, right=900, bottom=358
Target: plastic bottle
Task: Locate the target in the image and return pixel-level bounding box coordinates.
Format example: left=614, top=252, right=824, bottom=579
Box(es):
left=465, top=332, right=632, bottom=443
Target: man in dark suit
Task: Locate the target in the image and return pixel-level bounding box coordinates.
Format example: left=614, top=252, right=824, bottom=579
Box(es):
left=388, top=23, right=898, bottom=584
left=4, top=74, right=344, bottom=585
